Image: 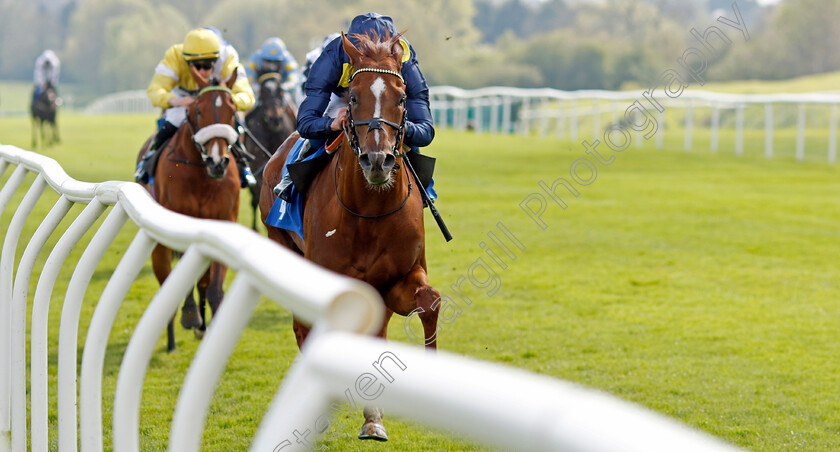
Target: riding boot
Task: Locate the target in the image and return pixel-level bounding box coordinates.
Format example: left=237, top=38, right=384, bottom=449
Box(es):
left=135, top=122, right=178, bottom=183
left=239, top=162, right=257, bottom=188
left=273, top=139, right=312, bottom=202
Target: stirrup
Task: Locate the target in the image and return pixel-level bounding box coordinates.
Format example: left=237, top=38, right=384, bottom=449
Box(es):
left=134, top=165, right=148, bottom=183
left=242, top=166, right=257, bottom=187
left=273, top=176, right=293, bottom=201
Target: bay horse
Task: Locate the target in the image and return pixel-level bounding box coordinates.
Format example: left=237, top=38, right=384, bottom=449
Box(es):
left=259, top=31, right=440, bottom=441
left=137, top=68, right=241, bottom=352
left=31, top=81, right=60, bottom=148
left=242, top=72, right=296, bottom=229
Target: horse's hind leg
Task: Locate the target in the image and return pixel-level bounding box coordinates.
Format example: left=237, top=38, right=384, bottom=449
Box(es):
left=31, top=118, right=37, bottom=148
left=51, top=121, right=59, bottom=145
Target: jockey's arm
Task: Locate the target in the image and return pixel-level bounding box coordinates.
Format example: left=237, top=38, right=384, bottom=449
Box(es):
left=147, top=73, right=178, bottom=109
left=401, top=52, right=435, bottom=148
left=147, top=47, right=181, bottom=109
left=296, top=45, right=344, bottom=139
left=282, top=53, right=300, bottom=87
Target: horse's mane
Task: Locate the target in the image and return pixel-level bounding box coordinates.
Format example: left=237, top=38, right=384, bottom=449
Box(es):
left=348, top=30, right=405, bottom=62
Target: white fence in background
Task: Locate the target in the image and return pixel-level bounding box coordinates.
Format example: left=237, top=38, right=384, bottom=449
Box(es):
left=430, top=86, right=840, bottom=163
left=0, top=145, right=742, bottom=452
left=81, top=86, right=840, bottom=162
left=83, top=90, right=157, bottom=115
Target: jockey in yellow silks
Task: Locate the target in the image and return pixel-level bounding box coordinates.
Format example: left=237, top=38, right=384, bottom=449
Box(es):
left=136, top=28, right=255, bottom=183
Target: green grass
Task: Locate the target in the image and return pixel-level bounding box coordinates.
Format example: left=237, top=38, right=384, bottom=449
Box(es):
left=704, top=71, right=840, bottom=94
left=2, top=112, right=840, bottom=451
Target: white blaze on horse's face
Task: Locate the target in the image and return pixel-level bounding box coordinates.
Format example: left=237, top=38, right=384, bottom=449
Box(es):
left=370, top=77, right=386, bottom=146
left=210, top=141, right=222, bottom=165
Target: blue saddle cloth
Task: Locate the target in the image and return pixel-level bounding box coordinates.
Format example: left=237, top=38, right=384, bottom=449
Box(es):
left=265, top=138, right=317, bottom=241
left=265, top=138, right=438, bottom=242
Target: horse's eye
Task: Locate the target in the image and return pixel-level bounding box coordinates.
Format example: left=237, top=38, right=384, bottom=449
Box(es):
left=350, top=94, right=357, bottom=106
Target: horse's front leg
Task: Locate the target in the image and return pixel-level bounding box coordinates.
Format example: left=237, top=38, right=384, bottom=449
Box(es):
left=384, top=265, right=441, bottom=350
left=195, top=261, right=227, bottom=337
left=152, top=244, right=188, bottom=352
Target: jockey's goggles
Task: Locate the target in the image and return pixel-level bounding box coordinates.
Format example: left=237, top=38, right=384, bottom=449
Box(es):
left=190, top=59, right=216, bottom=70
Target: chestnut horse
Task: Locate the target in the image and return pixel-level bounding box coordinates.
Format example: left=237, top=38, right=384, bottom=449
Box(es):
left=260, top=32, right=440, bottom=441
left=137, top=68, right=241, bottom=352
left=243, top=72, right=296, bottom=229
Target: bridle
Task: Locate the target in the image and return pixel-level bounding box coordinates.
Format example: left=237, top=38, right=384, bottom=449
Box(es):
left=179, top=85, right=239, bottom=168
left=335, top=67, right=412, bottom=218
left=343, top=67, right=407, bottom=157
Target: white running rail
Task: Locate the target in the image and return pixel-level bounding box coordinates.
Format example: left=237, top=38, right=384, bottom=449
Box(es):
left=81, top=87, right=840, bottom=162
left=0, top=144, right=743, bottom=452
left=430, top=86, right=840, bottom=163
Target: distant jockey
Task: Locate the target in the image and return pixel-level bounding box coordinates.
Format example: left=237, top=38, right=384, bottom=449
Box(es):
left=33, top=50, right=60, bottom=102
left=246, top=37, right=300, bottom=98
left=135, top=28, right=255, bottom=183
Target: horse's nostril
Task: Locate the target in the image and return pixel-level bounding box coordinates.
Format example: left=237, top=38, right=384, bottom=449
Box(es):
left=383, top=154, right=396, bottom=171
left=358, top=154, right=372, bottom=170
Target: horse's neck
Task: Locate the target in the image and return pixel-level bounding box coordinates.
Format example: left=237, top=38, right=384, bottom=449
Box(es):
left=175, top=124, right=201, bottom=159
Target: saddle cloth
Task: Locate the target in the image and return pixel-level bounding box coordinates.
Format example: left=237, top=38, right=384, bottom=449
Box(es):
left=265, top=138, right=438, bottom=242
left=264, top=138, right=327, bottom=241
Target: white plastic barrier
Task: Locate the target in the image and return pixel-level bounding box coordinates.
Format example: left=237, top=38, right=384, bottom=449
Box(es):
left=430, top=86, right=840, bottom=163
left=0, top=144, right=381, bottom=452
left=0, top=144, right=743, bottom=452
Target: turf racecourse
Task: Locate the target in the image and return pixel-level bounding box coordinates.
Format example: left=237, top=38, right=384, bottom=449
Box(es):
left=1, top=112, right=839, bottom=451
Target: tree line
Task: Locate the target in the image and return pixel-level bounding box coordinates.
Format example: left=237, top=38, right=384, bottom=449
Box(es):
left=0, top=0, right=835, bottom=100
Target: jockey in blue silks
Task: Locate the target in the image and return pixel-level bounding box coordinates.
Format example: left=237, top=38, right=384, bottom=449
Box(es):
left=273, top=12, right=436, bottom=202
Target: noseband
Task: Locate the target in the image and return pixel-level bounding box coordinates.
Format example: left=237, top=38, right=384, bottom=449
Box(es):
left=186, top=85, right=239, bottom=166
left=343, top=68, right=407, bottom=157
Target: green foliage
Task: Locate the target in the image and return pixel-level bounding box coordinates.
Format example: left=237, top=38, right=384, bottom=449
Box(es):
left=1, top=0, right=838, bottom=99
left=713, top=0, right=840, bottom=81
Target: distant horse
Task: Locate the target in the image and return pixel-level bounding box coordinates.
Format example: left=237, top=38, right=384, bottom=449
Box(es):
left=260, top=32, right=440, bottom=441
left=137, top=68, right=241, bottom=352
left=242, top=72, right=296, bottom=229
left=31, top=81, right=60, bottom=148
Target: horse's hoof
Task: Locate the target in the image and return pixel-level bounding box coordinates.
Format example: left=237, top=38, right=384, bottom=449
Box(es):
left=358, top=422, right=388, bottom=441
left=193, top=328, right=205, bottom=340
left=180, top=306, right=202, bottom=329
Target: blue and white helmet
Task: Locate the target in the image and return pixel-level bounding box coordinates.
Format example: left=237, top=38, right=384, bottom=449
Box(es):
left=260, top=37, right=287, bottom=62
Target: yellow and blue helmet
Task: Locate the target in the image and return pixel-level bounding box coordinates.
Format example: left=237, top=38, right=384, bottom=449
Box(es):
left=182, top=29, right=220, bottom=61
left=260, top=37, right=287, bottom=62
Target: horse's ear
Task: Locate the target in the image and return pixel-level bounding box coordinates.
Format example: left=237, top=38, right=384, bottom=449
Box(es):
left=190, top=64, right=209, bottom=89
left=225, top=66, right=239, bottom=88
left=342, top=32, right=363, bottom=67
left=390, top=33, right=405, bottom=67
